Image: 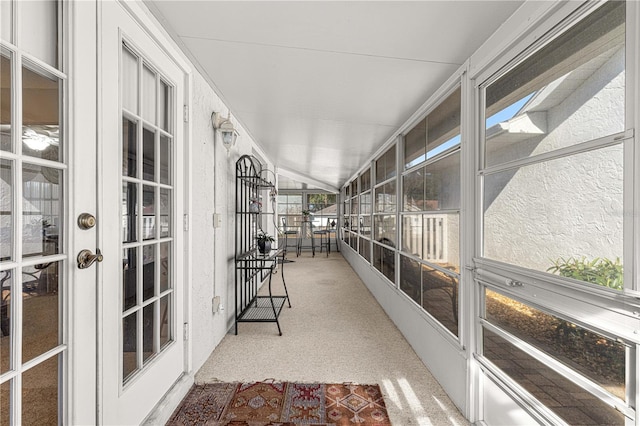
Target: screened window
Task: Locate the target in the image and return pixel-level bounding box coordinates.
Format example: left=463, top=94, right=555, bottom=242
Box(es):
left=375, top=145, right=396, bottom=184
left=405, top=87, right=461, bottom=169
left=306, top=193, right=337, bottom=229
left=400, top=86, right=461, bottom=333
left=482, top=0, right=625, bottom=291
left=484, top=1, right=625, bottom=168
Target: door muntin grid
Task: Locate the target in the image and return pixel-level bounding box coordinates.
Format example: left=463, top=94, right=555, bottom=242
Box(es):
left=120, top=42, right=174, bottom=384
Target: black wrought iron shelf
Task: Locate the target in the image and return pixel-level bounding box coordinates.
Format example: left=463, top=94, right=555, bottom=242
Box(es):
left=234, top=155, right=291, bottom=336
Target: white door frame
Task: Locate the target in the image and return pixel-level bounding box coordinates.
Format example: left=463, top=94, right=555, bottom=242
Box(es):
left=68, top=1, right=99, bottom=424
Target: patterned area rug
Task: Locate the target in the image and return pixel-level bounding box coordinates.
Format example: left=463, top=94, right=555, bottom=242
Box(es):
left=167, top=381, right=392, bottom=425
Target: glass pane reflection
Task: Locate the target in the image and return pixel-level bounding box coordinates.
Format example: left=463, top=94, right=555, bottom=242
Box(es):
left=142, top=303, right=155, bottom=364
left=122, top=182, right=137, bottom=243
left=22, top=262, right=60, bottom=363
left=22, top=355, right=59, bottom=425
left=485, top=288, right=625, bottom=399
left=160, top=295, right=170, bottom=349
left=160, top=134, right=170, bottom=184
left=160, top=188, right=170, bottom=238
left=123, top=312, right=137, bottom=381
left=22, top=164, right=61, bottom=258
left=22, top=65, right=60, bottom=162
left=123, top=248, right=137, bottom=312
left=1, top=380, right=10, bottom=425
left=1, top=54, right=11, bottom=152
left=143, top=244, right=155, bottom=301
left=483, top=328, right=624, bottom=425
left=1, top=269, right=12, bottom=374
left=1, top=159, right=13, bottom=261
left=142, top=65, right=156, bottom=125
left=160, top=242, right=170, bottom=292
left=143, top=185, right=155, bottom=240
left=142, top=128, right=155, bottom=182
left=122, top=46, right=138, bottom=114
left=122, top=117, right=137, bottom=177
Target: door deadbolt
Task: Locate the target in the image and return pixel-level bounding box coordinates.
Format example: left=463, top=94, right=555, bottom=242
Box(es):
left=78, top=213, right=96, bottom=230
left=77, top=249, right=103, bottom=269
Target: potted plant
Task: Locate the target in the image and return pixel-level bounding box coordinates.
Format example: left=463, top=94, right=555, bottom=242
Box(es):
left=302, top=209, right=311, bottom=221
left=256, top=231, right=275, bottom=254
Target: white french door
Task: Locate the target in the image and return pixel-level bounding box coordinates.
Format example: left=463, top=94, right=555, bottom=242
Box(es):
left=99, top=1, right=186, bottom=424
left=0, top=1, right=74, bottom=424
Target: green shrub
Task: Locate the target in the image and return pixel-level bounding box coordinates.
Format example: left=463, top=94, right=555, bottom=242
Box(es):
left=547, top=257, right=623, bottom=291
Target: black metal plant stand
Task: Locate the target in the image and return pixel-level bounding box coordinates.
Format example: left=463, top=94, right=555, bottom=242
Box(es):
left=234, top=155, right=291, bottom=335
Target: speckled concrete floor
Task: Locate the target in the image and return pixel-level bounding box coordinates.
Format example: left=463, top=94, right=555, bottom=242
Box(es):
left=195, top=252, right=469, bottom=426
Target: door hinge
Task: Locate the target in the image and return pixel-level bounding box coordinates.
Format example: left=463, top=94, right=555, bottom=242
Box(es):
left=183, top=105, right=189, bottom=123
left=183, top=214, right=189, bottom=231
left=183, top=323, right=189, bottom=341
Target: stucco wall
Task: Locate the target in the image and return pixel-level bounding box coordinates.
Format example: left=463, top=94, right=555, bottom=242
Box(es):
left=190, top=71, right=275, bottom=373
left=484, top=49, right=624, bottom=273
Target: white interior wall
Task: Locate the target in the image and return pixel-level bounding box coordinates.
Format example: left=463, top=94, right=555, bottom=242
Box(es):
left=189, top=70, right=275, bottom=373
left=342, top=246, right=467, bottom=412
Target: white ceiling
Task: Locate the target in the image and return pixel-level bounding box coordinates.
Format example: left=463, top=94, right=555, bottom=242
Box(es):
left=147, top=1, right=524, bottom=191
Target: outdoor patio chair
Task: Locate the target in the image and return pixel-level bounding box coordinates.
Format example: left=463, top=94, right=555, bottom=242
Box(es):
left=280, top=217, right=298, bottom=257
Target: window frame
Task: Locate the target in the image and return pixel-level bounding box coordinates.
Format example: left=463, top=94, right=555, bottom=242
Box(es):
left=474, top=1, right=638, bottom=423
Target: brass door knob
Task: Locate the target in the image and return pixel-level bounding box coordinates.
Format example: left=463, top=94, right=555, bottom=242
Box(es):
left=78, top=213, right=96, bottom=230
left=77, top=249, right=103, bottom=269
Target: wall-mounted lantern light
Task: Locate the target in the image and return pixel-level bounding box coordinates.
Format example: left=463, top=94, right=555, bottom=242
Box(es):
left=212, top=111, right=238, bottom=151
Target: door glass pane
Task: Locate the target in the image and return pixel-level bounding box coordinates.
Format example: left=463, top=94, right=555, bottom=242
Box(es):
left=1, top=270, right=12, bottom=374
left=142, top=244, right=154, bottom=301
left=160, top=242, right=170, bottom=292
left=123, top=248, right=137, bottom=312
left=22, top=354, right=59, bottom=425
left=1, top=53, right=11, bottom=152
left=120, top=43, right=174, bottom=385
left=485, top=1, right=625, bottom=168
left=122, top=313, right=137, bottom=381
left=1, top=159, right=13, bottom=261
left=483, top=144, right=623, bottom=289
left=122, top=46, right=138, bottom=114
left=159, top=134, right=170, bottom=184
left=142, top=65, right=156, bottom=125
left=142, top=128, right=155, bottom=182
left=483, top=327, right=624, bottom=425
left=142, top=186, right=155, bottom=240
left=159, top=80, right=169, bottom=132
left=1, top=1, right=11, bottom=43
left=22, top=261, right=60, bottom=363
left=142, top=303, right=155, bottom=364
left=22, top=164, right=61, bottom=258
left=485, top=288, right=625, bottom=400
left=1, top=380, right=10, bottom=425
left=122, top=182, right=137, bottom=243
left=159, top=295, right=170, bottom=348
left=122, top=117, right=137, bottom=177
left=159, top=188, right=170, bottom=238
left=19, top=1, right=58, bottom=69
left=22, top=66, right=60, bottom=162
